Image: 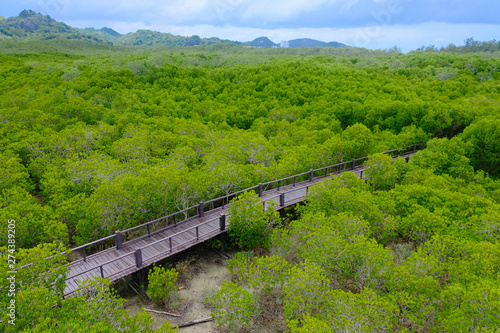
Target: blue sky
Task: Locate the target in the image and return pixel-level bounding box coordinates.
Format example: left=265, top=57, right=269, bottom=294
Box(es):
left=1, top=0, right=499, bottom=51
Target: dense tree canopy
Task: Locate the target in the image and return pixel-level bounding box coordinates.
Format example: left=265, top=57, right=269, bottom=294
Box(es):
left=1, top=46, right=498, bottom=248
left=1, top=41, right=499, bottom=332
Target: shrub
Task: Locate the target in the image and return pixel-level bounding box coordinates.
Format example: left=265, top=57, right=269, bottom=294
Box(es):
left=208, top=280, right=260, bottom=332
left=147, top=265, right=178, bottom=306
left=228, top=191, right=280, bottom=249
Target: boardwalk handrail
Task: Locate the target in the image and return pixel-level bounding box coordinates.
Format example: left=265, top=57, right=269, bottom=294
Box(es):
left=64, top=215, right=227, bottom=297
left=122, top=205, right=197, bottom=234
left=139, top=215, right=223, bottom=252
left=68, top=143, right=426, bottom=261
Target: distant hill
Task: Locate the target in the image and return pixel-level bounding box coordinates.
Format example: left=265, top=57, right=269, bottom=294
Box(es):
left=0, top=10, right=347, bottom=48
left=247, top=37, right=278, bottom=48
left=115, top=29, right=245, bottom=47
left=78, top=27, right=122, bottom=42
left=0, top=10, right=109, bottom=44
left=289, top=38, right=346, bottom=48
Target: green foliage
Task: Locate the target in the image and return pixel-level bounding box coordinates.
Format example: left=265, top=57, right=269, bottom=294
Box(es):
left=0, top=43, right=498, bottom=250
left=147, top=265, right=179, bottom=306
left=436, top=280, right=500, bottom=333
left=208, top=280, right=260, bottom=332
left=462, top=116, right=500, bottom=178
left=409, top=137, right=475, bottom=180
left=0, top=187, right=67, bottom=248
left=0, top=151, right=33, bottom=192
left=292, top=212, right=394, bottom=291
left=228, top=191, right=280, bottom=249
left=302, top=172, right=396, bottom=241
left=228, top=254, right=291, bottom=292
left=364, top=153, right=407, bottom=191
left=283, top=261, right=330, bottom=322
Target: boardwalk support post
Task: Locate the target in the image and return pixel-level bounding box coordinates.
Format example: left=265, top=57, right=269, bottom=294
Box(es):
left=360, top=170, right=363, bottom=179
left=220, top=232, right=227, bottom=254
left=135, top=249, right=143, bottom=268
left=258, top=183, right=263, bottom=197
left=137, top=268, right=147, bottom=293
left=309, top=169, right=313, bottom=182
left=352, top=159, right=356, bottom=169
left=199, top=202, right=205, bottom=218
left=220, top=214, right=226, bottom=231
left=115, top=231, right=123, bottom=250
left=100, top=266, right=104, bottom=278
left=280, top=192, right=286, bottom=219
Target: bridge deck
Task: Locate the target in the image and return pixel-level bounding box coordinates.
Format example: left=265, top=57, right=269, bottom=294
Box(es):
left=64, top=152, right=415, bottom=296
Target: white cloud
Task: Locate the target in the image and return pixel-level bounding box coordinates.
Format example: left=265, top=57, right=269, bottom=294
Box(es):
left=240, top=0, right=334, bottom=22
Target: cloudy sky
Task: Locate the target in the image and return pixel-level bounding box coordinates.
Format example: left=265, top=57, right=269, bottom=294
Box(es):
left=2, top=0, right=499, bottom=51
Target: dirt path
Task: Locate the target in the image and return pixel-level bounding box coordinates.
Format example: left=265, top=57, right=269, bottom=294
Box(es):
left=121, top=251, right=231, bottom=332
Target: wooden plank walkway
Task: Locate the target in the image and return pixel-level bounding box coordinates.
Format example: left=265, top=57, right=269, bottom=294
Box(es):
left=63, top=151, right=417, bottom=296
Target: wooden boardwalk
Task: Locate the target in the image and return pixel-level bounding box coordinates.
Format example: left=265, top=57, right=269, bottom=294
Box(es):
left=63, top=147, right=421, bottom=297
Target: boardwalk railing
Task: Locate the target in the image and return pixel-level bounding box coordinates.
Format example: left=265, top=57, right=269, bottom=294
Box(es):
left=63, top=213, right=230, bottom=297
left=69, top=143, right=426, bottom=262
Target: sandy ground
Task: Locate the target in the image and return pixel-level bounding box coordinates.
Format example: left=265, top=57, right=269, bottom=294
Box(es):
left=122, top=252, right=231, bottom=332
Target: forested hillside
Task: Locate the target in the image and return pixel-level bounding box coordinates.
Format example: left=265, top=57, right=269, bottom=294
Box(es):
left=0, top=41, right=499, bottom=331
left=0, top=10, right=109, bottom=44
left=0, top=10, right=346, bottom=48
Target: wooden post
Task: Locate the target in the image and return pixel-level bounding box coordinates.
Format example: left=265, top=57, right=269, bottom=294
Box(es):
left=196, top=227, right=199, bottom=241
left=100, top=266, right=104, bottom=278
left=115, top=231, right=123, bottom=250
left=309, top=169, right=313, bottom=182
left=137, top=268, right=147, bottom=292
left=169, top=238, right=172, bottom=252
left=220, top=233, right=227, bottom=254
left=199, top=202, right=205, bottom=218
left=258, top=183, right=263, bottom=197
left=360, top=170, right=363, bottom=179
left=352, top=159, right=356, bottom=169
left=82, top=247, right=86, bottom=262
left=280, top=192, right=285, bottom=207
left=135, top=249, right=143, bottom=268
left=219, top=214, right=226, bottom=231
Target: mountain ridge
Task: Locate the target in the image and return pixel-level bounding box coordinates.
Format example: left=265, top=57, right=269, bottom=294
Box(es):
left=0, top=10, right=347, bottom=48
